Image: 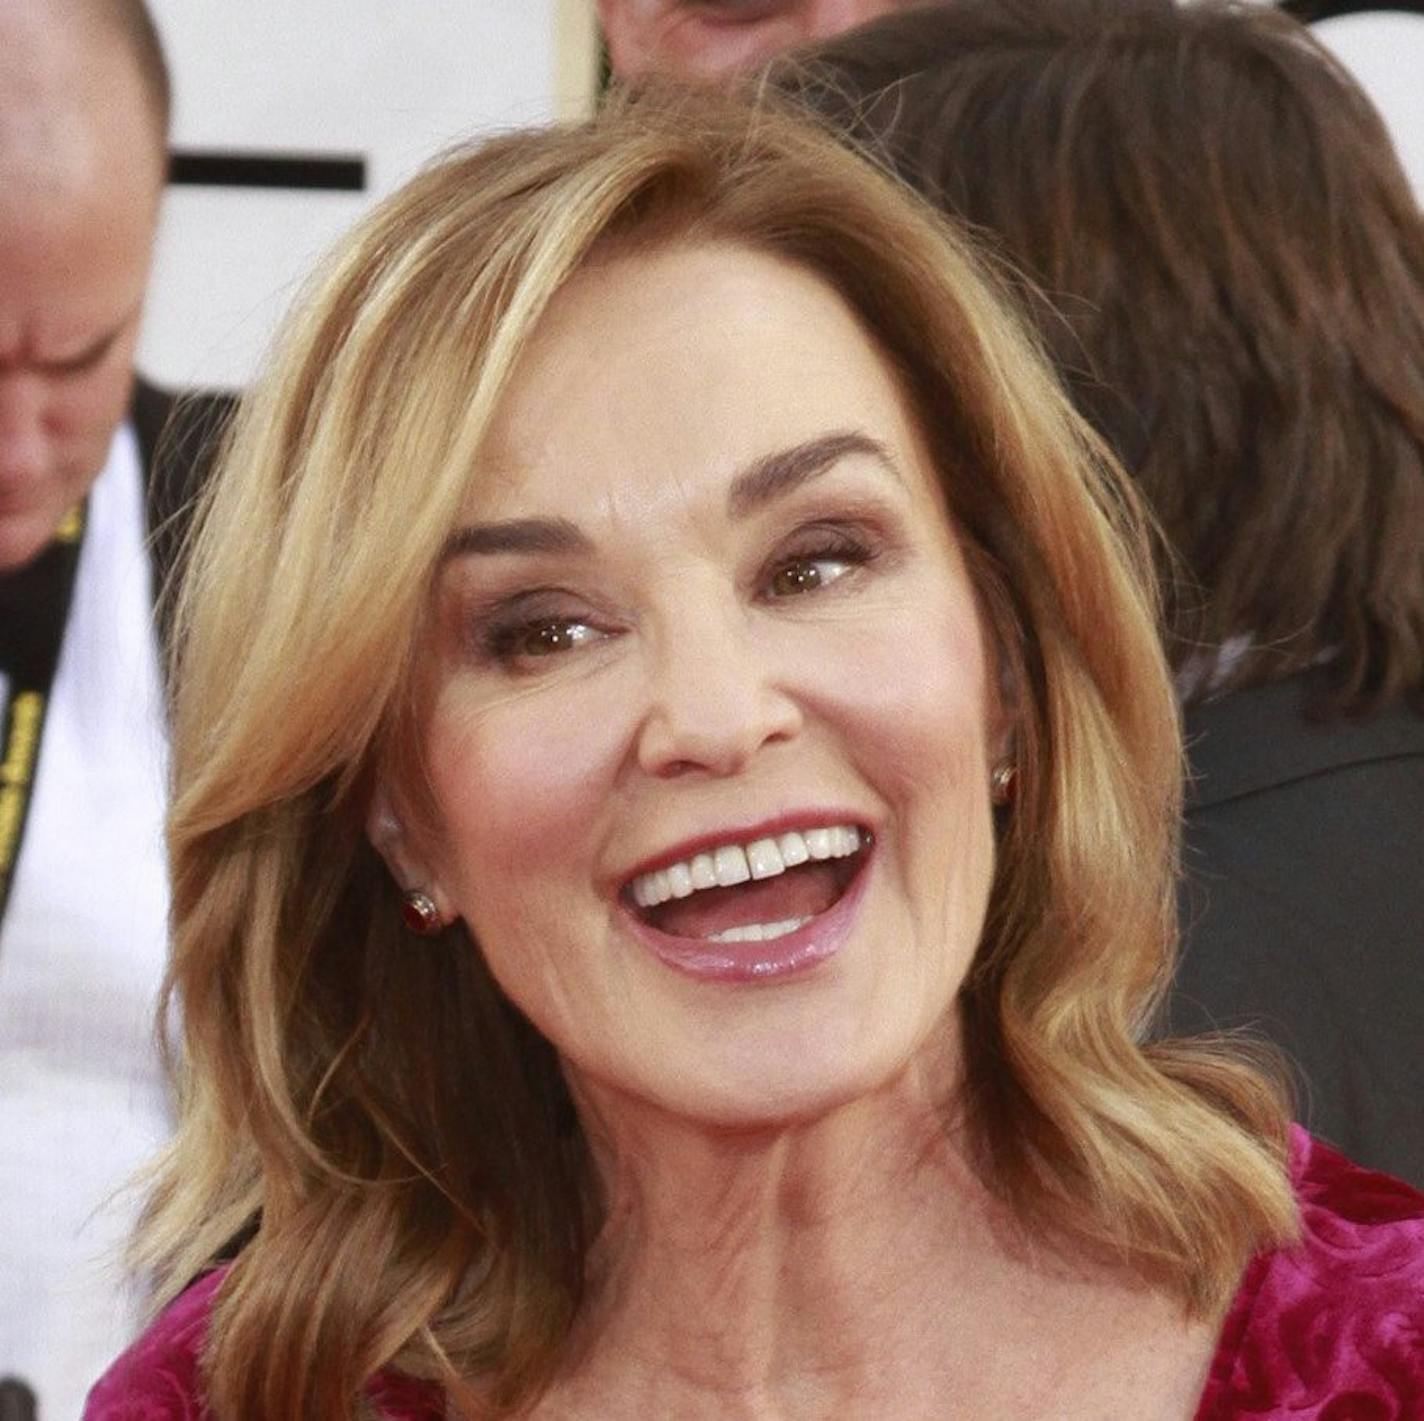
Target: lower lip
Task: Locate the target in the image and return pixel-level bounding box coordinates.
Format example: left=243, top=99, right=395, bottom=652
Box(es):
left=625, top=851, right=872, bottom=984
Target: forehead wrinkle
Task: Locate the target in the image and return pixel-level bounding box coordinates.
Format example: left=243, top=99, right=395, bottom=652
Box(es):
left=554, top=460, right=713, bottom=579
left=472, top=246, right=933, bottom=567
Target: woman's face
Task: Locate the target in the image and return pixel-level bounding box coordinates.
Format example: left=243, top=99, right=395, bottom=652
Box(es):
left=395, top=243, right=1007, bottom=1127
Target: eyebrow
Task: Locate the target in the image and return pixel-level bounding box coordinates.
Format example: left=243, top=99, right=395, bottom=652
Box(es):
left=27, top=304, right=141, bottom=375
left=1, top=327, right=121, bottom=376
left=443, top=514, right=591, bottom=560
left=441, top=428, right=898, bottom=563
left=726, top=429, right=900, bottom=519
left=39, top=329, right=121, bottom=374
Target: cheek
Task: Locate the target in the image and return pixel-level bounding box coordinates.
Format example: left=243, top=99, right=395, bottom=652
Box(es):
left=422, top=675, right=630, bottom=906
left=50, top=361, right=134, bottom=446
left=802, top=588, right=993, bottom=786
left=418, top=679, right=638, bottom=1050
left=794, top=593, right=997, bottom=930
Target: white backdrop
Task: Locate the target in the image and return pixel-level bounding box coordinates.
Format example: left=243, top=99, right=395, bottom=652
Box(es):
left=1312, top=11, right=1424, bottom=205
left=139, top=2, right=598, bottom=390
left=136, top=3, right=1419, bottom=393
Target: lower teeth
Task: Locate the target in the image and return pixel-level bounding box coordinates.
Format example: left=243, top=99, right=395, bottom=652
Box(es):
left=705, top=916, right=811, bottom=944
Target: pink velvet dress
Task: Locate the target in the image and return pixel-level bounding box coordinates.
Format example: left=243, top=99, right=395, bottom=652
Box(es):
left=84, top=1127, right=1424, bottom=1420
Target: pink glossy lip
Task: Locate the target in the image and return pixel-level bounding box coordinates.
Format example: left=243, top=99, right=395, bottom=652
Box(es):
left=621, top=833, right=874, bottom=985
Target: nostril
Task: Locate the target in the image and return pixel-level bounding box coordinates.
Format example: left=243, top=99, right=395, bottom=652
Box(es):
left=636, top=682, right=803, bottom=781
left=658, top=758, right=704, bottom=779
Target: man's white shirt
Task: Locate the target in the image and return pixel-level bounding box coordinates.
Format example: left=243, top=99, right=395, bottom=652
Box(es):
left=0, top=421, right=173, bottom=1419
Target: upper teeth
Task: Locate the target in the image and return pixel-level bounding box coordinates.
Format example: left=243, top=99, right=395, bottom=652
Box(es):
left=630, top=824, right=865, bottom=909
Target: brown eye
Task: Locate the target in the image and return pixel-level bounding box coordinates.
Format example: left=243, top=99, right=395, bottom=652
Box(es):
left=523, top=621, right=585, bottom=656
left=766, top=540, right=867, bottom=599
left=481, top=607, right=609, bottom=669
left=770, top=559, right=825, bottom=596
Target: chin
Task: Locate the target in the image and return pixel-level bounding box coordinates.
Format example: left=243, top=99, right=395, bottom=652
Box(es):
left=626, top=993, right=947, bottom=1134
left=0, top=514, right=60, bottom=572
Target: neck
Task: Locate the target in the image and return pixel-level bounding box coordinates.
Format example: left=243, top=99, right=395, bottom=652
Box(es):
left=549, top=1061, right=1025, bottom=1417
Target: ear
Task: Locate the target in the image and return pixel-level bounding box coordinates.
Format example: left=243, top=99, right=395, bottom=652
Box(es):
left=366, top=781, right=454, bottom=920
left=597, top=0, right=658, bottom=80
left=991, top=722, right=1016, bottom=770
left=985, top=646, right=1020, bottom=768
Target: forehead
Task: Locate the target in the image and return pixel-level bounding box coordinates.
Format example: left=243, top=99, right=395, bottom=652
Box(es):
left=0, top=184, right=156, bottom=359
left=0, top=26, right=162, bottom=356
left=0, top=4, right=165, bottom=184
left=471, top=242, right=945, bottom=528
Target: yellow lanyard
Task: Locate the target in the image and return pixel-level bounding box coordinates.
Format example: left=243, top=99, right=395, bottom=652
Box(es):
left=0, top=503, right=86, bottom=932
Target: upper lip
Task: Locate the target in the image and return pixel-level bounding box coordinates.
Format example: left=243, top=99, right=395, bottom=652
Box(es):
left=614, top=809, right=876, bottom=891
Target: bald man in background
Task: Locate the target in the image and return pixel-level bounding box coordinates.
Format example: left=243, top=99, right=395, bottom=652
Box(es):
left=0, top=1, right=228, bottom=1411
left=597, top=0, right=928, bottom=81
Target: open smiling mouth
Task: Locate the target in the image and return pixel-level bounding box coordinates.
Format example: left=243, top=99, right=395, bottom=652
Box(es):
left=620, top=824, right=873, bottom=982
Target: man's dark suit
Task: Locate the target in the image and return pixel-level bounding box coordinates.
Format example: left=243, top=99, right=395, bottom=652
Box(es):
left=130, top=376, right=234, bottom=618
left=0, top=377, right=233, bottom=1412
left=1168, top=671, right=1424, bottom=1186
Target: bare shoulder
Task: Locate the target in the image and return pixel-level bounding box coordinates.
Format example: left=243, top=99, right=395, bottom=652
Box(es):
left=1030, top=1274, right=1220, bottom=1421
left=82, top=1269, right=226, bottom=1420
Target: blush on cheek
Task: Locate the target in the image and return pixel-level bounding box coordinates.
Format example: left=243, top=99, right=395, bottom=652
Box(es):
left=425, top=690, right=626, bottom=892
left=836, top=612, right=989, bottom=768
left=831, top=605, right=996, bottom=902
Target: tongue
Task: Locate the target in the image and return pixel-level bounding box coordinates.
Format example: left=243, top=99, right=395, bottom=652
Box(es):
left=647, top=861, right=843, bottom=940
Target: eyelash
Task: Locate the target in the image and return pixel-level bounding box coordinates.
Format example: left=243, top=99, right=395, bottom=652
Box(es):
left=760, top=529, right=876, bottom=601
left=476, top=526, right=879, bottom=670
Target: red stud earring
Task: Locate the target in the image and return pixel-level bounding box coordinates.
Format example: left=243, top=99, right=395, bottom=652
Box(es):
left=990, top=763, right=1019, bottom=805
left=401, top=890, right=443, bottom=935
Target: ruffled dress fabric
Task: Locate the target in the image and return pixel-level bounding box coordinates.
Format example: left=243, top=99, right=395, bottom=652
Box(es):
left=80, top=1268, right=441, bottom=1421
left=84, top=1127, right=1424, bottom=1420
left=1195, top=1127, right=1424, bottom=1419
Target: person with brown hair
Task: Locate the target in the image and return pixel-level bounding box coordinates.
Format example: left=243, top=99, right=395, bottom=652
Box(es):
left=787, top=0, right=1424, bottom=1187
left=83, top=86, right=1420, bottom=1420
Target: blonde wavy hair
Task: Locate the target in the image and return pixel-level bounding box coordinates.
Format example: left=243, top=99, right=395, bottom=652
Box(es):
left=142, top=86, right=1295, bottom=1419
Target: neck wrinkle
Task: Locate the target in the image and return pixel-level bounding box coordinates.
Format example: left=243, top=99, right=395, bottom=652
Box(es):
left=555, top=1057, right=1006, bottom=1404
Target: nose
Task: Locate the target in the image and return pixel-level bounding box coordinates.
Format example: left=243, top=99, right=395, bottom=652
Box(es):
left=0, top=374, right=45, bottom=483
left=636, top=601, right=803, bottom=780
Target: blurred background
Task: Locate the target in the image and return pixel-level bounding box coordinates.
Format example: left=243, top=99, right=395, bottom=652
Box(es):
left=137, top=1, right=1418, bottom=392
left=139, top=0, right=600, bottom=390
